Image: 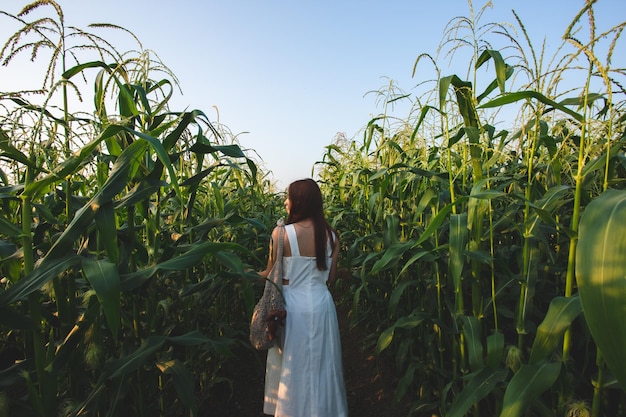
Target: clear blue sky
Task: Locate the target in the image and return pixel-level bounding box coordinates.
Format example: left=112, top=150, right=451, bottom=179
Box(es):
left=2, top=0, right=625, bottom=189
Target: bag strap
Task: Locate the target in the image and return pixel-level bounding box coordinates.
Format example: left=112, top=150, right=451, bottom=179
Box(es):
left=272, top=218, right=285, bottom=285
left=284, top=224, right=300, bottom=257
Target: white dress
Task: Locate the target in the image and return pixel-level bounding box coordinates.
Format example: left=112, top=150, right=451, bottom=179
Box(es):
left=263, top=224, right=348, bottom=417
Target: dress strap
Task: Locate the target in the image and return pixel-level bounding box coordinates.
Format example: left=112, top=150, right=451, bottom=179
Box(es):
left=285, top=224, right=300, bottom=257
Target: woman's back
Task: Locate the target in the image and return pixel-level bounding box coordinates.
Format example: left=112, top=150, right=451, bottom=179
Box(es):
left=282, top=221, right=316, bottom=257
left=283, top=224, right=332, bottom=291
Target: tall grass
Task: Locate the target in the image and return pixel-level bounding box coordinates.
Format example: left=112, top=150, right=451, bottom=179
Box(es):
left=318, top=1, right=625, bottom=416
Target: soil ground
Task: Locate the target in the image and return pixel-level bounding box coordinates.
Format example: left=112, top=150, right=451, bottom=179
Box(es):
left=202, top=282, right=413, bottom=417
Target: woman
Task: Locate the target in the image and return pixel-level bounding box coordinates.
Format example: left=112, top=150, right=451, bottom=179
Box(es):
left=258, top=178, right=348, bottom=417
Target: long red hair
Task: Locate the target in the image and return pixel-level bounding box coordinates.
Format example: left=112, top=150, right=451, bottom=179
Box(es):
left=285, top=179, right=335, bottom=270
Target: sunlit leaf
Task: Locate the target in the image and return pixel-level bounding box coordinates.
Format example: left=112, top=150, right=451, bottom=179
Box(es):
left=446, top=368, right=509, bottom=417
left=500, top=362, right=561, bottom=417
left=529, top=296, right=582, bottom=364
left=376, top=312, right=427, bottom=354
left=415, top=196, right=468, bottom=247
left=576, top=189, right=626, bottom=389
left=479, top=91, right=583, bottom=122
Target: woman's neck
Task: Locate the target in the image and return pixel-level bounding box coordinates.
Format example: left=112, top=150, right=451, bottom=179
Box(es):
left=295, top=219, right=313, bottom=228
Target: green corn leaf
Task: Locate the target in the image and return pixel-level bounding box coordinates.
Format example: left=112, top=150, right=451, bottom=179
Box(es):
left=370, top=240, right=415, bottom=274
left=376, top=326, right=396, bottom=354
left=469, top=190, right=506, bottom=200
left=486, top=332, right=504, bottom=369
left=0, top=306, right=36, bottom=330
left=246, top=158, right=258, bottom=182
left=369, top=168, right=388, bottom=181
left=94, top=202, right=119, bottom=265
left=94, top=69, right=111, bottom=127
left=146, top=79, right=175, bottom=116
left=477, top=65, right=514, bottom=104
left=117, top=82, right=140, bottom=118
left=62, top=60, right=118, bottom=79
left=468, top=178, right=504, bottom=233
left=0, top=128, right=36, bottom=168
left=529, top=296, right=582, bottom=364
left=212, top=182, right=225, bottom=217
left=214, top=251, right=244, bottom=274
left=116, top=181, right=166, bottom=209
left=42, top=140, right=147, bottom=263
left=448, top=128, right=465, bottom=147
left=410, top=105, right=441, bottom=143
left=446, top=368, right=509, bottom=417
left=576, top=189, right=626, bottom=389
left=415, top=188, right=437, bottom=217
left=7, top=97, right=66, bottom=125
left=476, top=50, right=506, bottom=91
left=132, top=83, right=153, bottom=117
left=376, top=312, right=428, bottom=354
left=47, top=299, right=100, bottom=375
left=107, top=336, right=165, bottom=378
left=479, top=91, right=583, bottom=122
left=0, top=360, right=30, bottom=389
left=167, top=330, right=211, bottom=346
left=559, top=92, right=605, bottom=107
left=464, top=125, right=481, bottom=147
left=440, top=76, right=479, bottom=129
left=127, top=128, right=182, bottom=200
left=500, top=362, right=561, bottom=417
left=388, top=280, right=418, bottom=317
left=120, top=241, right=250, bottom=291
left=23, top=124, right=125, bottom=199
left=165, top=110, right=206, bottom=149
left=157, top=359, right=198, bottom=416
left=415, top=196, right=468, bottom=247
left=399, top=250, right=435, bottom=276
left=395, top=313, right=428, bottom=329
left=82, top=258, right=121, bottom=340
left=460, top=315, right=484, bottom=372
left=0, top=216, right=21, bottom=238
left=0, top=255, right=81, bottom=306
left=190, top=143, right=247, bottom=158
left=179, top=164, right=222, bottom=187
left=395, top=363, right=418, bottom=404
left=582, top=139, right=625, bottom=177
left=439, top=75, right=454, bottom=111
left=449, top=213, right=468, bottom=305
left=383, top=214, right=400, bottom=248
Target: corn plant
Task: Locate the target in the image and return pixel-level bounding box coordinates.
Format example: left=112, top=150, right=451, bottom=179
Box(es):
left=0, top=2, right=281, bottom=416
left=318, top=1, right=626, bottom=416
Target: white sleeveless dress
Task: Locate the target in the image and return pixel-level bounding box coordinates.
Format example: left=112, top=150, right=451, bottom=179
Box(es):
left=263, top=224, right=348, bottom=417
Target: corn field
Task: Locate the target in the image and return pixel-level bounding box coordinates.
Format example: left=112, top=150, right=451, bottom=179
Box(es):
left=1, top=1, right=625, bottom=417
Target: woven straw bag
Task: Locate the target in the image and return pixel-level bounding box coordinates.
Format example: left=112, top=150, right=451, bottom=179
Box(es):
left=249, top=218, right=286, bottom=350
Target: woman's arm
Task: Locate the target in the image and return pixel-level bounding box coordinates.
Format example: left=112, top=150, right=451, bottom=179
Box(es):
left=257, top=226, right=279, bottom=278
